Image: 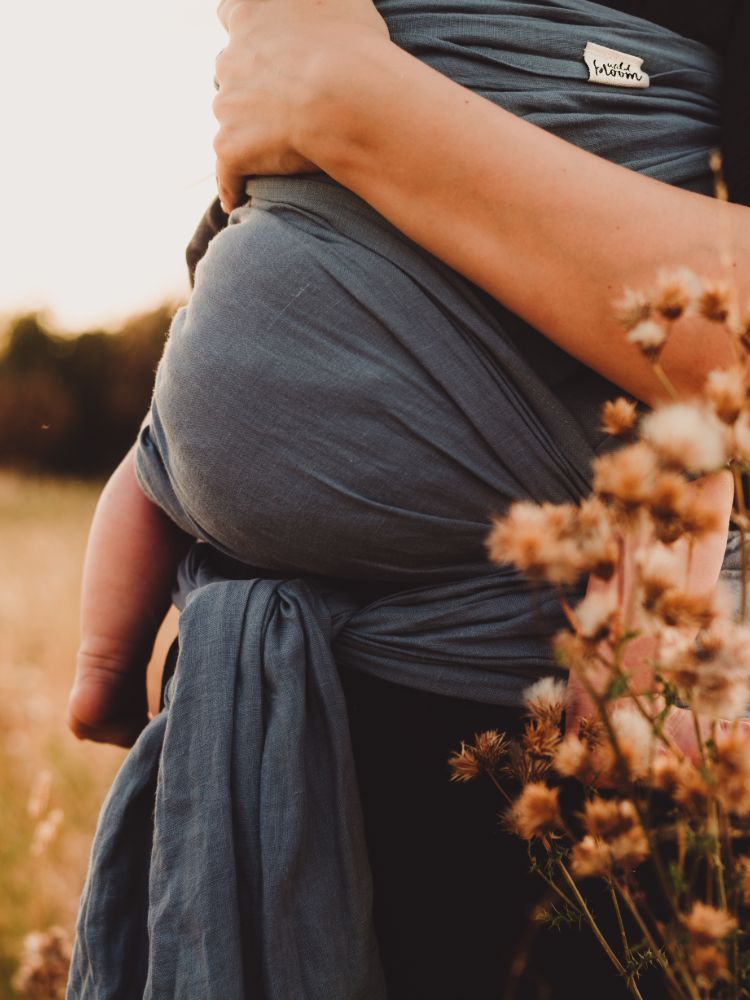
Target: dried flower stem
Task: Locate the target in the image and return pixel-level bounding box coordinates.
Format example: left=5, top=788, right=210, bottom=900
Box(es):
left=607, top=882, right=637, bottom=993
left=556, top=859, right=644, bottom=997
left=650, top=360, right=680, bottom=402
left=732, top=465, right=748, bottom=621
left=616, top=883, right=696, bottom=1000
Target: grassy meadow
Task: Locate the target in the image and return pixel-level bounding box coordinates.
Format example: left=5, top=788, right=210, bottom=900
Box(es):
left=0, top=473, right=177, bottom=998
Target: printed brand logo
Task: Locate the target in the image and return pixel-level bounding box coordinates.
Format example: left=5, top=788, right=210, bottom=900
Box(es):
left=583, top=41, right=650, bottom=89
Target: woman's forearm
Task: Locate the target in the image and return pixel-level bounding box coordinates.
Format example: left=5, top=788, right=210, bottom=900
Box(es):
left=299, top=38, right=749, bottom=405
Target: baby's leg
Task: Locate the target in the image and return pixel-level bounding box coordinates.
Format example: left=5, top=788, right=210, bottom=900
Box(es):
left=67, top=447, right=191, bottom=747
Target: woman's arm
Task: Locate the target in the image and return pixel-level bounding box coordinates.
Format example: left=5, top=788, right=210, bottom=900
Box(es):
left=214, top=2, right=749, bottom=406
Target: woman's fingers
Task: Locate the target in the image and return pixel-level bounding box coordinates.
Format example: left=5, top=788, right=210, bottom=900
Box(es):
left=211, top=0, right=389, bottom=205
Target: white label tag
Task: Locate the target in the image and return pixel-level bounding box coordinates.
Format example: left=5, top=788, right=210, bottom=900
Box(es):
left=583, top=41, right=650, bottom=89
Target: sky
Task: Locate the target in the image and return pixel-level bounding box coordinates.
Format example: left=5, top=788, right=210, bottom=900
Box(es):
left=1, top=0, right=226, bottom=332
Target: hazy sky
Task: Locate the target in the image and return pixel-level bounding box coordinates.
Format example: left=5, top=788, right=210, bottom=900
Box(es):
left=1, top=0, right=225, bottom=331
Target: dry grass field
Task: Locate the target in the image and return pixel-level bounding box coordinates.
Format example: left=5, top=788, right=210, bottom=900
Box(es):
left=0, top=473, right=177, bottom=998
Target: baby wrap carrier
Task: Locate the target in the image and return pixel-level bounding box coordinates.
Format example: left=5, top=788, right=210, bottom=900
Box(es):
left=68, top=2, right=723, bottom=997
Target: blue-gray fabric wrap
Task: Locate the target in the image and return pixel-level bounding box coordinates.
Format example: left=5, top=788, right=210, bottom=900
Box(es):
left=69, top=2, right=724, bottom=996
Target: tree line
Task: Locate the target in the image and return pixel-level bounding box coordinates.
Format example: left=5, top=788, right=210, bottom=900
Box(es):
left=0, top=307, right=175, bottom=477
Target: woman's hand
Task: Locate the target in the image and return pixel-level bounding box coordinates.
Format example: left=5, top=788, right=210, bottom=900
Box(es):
left=213, top=0, right=390, bottom=212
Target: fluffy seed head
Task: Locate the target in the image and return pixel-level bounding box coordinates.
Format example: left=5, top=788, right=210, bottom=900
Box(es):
left=705, top=366, right=746, bottom=424
left=613, top=287, right=652, bottom=331
left=609, top=707, right=655, bottom=780
left=627, top=319, right=668, bottom=361
left=652, top=268, right=701, bottom=320
left=523, top=677, right=567, bottom=724
left=593, top=443, right=660, bottom=511
left=574, top=589, right=618, bottom=644
left=684, top=902, right=737, bottom=946
left=486, top=502, right=582, bottom=584
left=570, top=835, right=612, bottom=878
left=509, top=782, right=562, bottom=840
left=641, top=403, right=728, bottom=474
left=698, top=280, right=734, bottom=323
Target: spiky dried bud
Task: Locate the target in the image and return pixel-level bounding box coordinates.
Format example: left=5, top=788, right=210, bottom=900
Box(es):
left=523, top=717, right=562, bottom=759
left=641, top=403, right=729, bottom=475
left=448, top=742, right=481, bottom=783
left=652, top=268, right=702, bottom=320
left=570, top=835, right=612, bottom=877
left=509, top=782, right=562, bottom=840
left=601, top=397, right=638, bottom=438
left=705, top=366, right=747, bottom=424
left=523, top=677, right=567, bottom=725
left=593, top=442, right=660, bottom=511
left=627, top=319, right=668, bottom=361
left=473, top=730, right=510, bottom=770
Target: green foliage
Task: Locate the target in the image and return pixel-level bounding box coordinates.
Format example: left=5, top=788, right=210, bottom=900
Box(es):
left=0, top=307, right=175, bottom=476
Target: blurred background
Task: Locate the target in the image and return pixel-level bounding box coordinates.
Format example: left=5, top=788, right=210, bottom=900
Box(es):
left=1, top=2, right=225, bottom=994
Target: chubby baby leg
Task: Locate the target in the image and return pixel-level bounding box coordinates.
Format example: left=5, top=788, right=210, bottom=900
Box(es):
left=67, top=447, right=191, bottom=747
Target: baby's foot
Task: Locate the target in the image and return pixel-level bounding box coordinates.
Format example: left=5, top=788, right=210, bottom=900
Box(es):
left=67, top=646, right=150, bottom=749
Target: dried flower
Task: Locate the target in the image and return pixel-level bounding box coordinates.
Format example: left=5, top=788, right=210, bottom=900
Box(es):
left=609, top=707, right=655, bottom=780
left=627, top=319, right=668, bottom=361
left=509, top=782, right=562, bottom=840
left=31, top=808, right=64, bottom=858
left=689, top=945, right=728, bottom=984
left=736, top=856, right=750, bottom=906
left=27, top=770, right=52, bottom=821
left=474, top=730, right=510, bottom=769
left=674, top=761, right=710, bottom=814
left=652, top=268, right=701, bottom=321
left=554, top=735, right=602, bottom=784
left=609, top=825, right=649, bottom=871
left=705, top=366, right=746, bottom=424
left=641, top=403, right=728, bottom=474
left=683, top=902, right=737, bottom=946
left=698, top=280, right=734, bottom=324
left=523, top=717, right=562, bottom=759
left=486, top=502, right=582, bottom=584
left=711, top=725, right=750, bottom=816
left=523, top=677, right=567, bottom=725
left=582, top=797, right=637, bottom=839
left=574, top=589, right=618, bottom=644
left=501, top=741, right=552, bottom=784
left=636, top=543, right=682, bottom=610
left=12, top=926, right=72, bottom=1000
left=601, top=398, right=638, bottom=438
left=614, top=287, right=652, bottom=331
left=574, top=498, right=619, bottom=580
left=448, top=743, right=481, bottom=783
left=652, top=751, right=682, bottom=796
left=570, top=835, right=612, bottom=878
left=653, top=589, right=716, bottom=631
left=593, top=443, right=659, bottom=511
